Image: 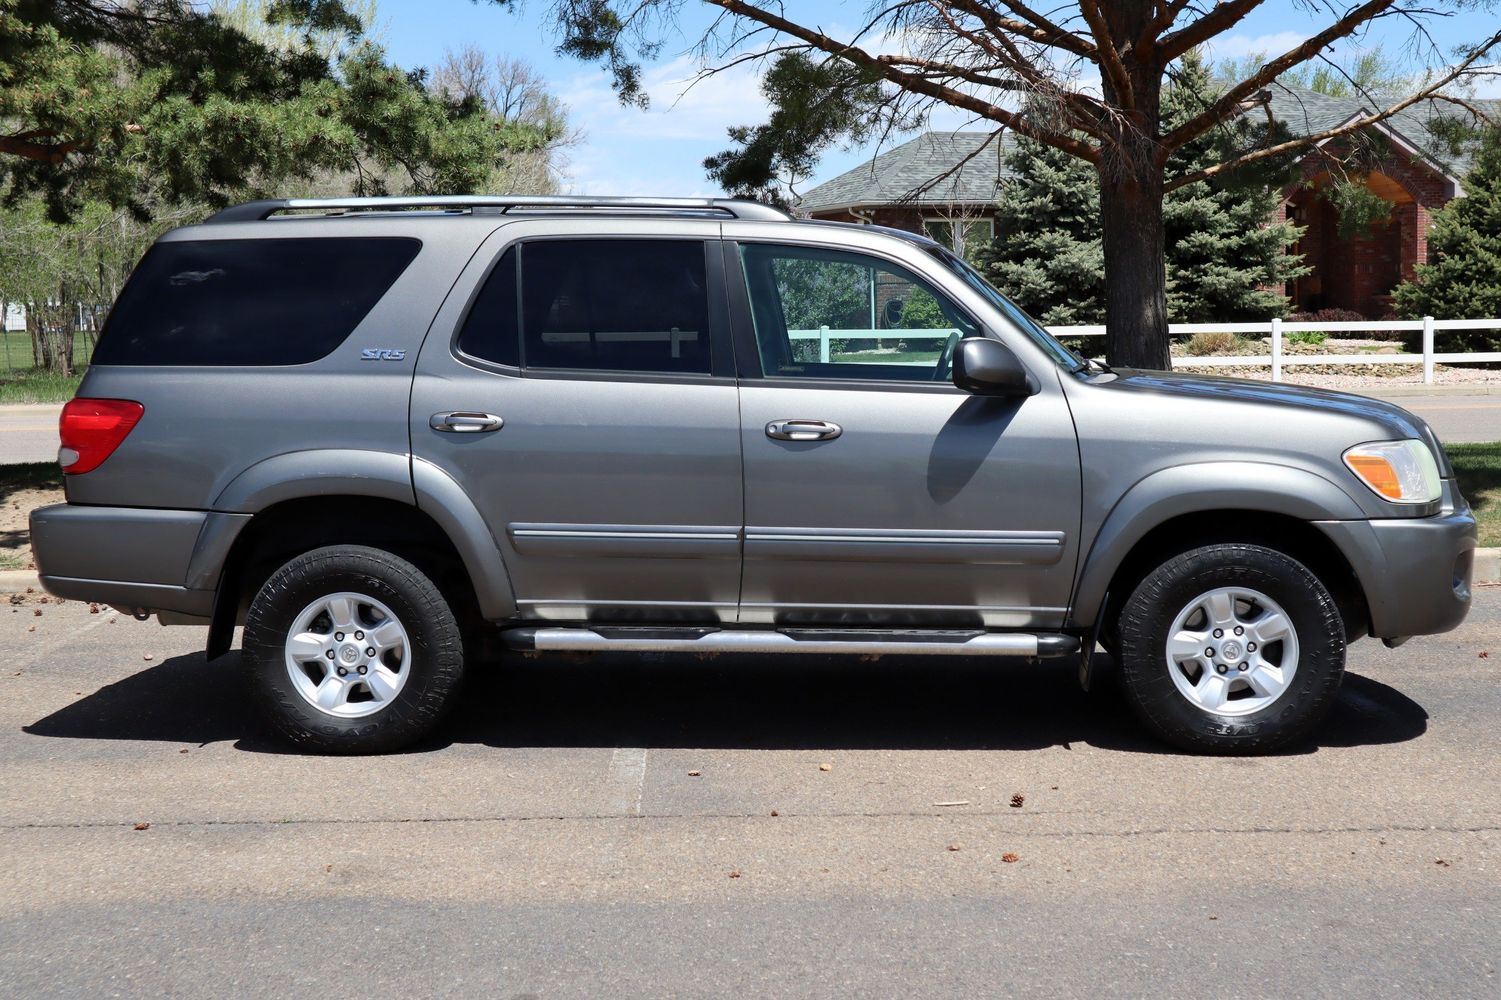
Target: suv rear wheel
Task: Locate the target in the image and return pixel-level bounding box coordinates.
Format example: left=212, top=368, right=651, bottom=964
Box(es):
left=1116, top=543, right=1346, bottom=754
left=242, top=545, right=465, bottom=753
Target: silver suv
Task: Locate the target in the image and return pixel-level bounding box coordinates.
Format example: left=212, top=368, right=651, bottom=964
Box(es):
left=30, top=196, right=1476, bottom=754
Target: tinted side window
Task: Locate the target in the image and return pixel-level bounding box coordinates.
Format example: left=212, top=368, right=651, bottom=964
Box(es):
left=520, top=240, right=710, bottom=374
left=456, top=247, right=520, bottom=367
left=94, top=238, right=421, bottom=366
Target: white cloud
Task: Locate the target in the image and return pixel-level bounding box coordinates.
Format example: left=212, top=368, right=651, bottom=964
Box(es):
left=1204, top=31, right=1309, bottom=61
left=558, top=51, right=772, bottom=144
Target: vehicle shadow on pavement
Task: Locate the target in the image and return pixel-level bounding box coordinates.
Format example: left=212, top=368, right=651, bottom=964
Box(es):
left=23, top=650, right=1428, bottom=756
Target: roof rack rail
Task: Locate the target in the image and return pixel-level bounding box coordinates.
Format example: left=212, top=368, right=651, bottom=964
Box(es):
left=205, top=195, right=792, bottom=224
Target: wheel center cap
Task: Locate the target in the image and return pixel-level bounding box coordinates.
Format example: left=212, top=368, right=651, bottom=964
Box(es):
left=1220, top=640, right=1244, bottom=662
left=338, top=644, right=362, bottom=665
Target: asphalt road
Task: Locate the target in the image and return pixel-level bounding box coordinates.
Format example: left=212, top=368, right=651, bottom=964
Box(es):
left=5, top=390, right=1501, bottom=468
left=0, top=404, right=58, bottom=465
left=1, top=594, right=1497, bottom=998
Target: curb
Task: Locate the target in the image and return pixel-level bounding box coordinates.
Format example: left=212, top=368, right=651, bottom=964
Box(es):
left=1474, top=548, right=1500, bottom=586
left=0, top=569, right=41, bottom=594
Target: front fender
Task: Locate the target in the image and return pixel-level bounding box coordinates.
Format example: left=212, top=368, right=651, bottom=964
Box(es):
left=1067, top=461, right=1366, bottom=628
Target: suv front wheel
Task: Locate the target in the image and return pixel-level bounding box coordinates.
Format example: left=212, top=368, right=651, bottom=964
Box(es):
left=242, top=545, right=465, bottom=753
left=1116, top=543, right=1346, bottom=754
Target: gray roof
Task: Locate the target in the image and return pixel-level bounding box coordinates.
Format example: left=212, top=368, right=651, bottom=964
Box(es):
left=798, top=131, right=1015, bottom=213
left=1265, top=81, right=1499, bottom=179
left=799, top=83, right=1497, bottom=213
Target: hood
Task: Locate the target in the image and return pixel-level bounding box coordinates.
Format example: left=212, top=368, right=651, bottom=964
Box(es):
left=1098, top=368, right=1450, bottom=474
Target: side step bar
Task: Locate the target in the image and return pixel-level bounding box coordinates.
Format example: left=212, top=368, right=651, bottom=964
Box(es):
left=505, top=627, right=1079, bottom=659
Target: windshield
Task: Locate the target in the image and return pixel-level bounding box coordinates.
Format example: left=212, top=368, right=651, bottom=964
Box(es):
left=924, top=245, right=1083, bottom=371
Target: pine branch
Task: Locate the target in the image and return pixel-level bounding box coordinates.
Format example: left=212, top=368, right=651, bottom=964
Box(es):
left=702, top=0, right=1101, bottom=162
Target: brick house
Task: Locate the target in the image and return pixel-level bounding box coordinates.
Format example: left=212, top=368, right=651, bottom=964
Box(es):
left=797, top=83, right=1499, bottom=318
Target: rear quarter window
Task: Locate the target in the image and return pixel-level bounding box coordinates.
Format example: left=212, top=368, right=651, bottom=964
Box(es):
left=92, top=237, right=421, bottom=366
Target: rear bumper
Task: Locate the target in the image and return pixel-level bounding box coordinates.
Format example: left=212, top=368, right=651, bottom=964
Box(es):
left=1316, top=492, right=1477, bottom=640
left=29, top=504, right=249, bottom=617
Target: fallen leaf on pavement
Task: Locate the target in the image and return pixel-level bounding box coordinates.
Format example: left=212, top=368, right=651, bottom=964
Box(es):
left=818, top=763, right=831, bottom=772
left=770, top=809, right=779, bottom=817
left=1001, top=852, right=1019, bottom=863
left=1010, top=793, right=1025, bottom=808
left=89, top=603, right=100, bottom=614
left=947, top=843, right=962, bottom=852
left=687, top=770, right=701, bottom=777
left=1435, top=859, right=1451, bottom=867
left=1479, top=651, right=1489, bottom=659
left=32, top=609, right=41, bottom=617
left=133, top=822, right=150, bottom=831
left=179, top=748, right=189, bottom=754
left=728, top=870, right=742, bottom=879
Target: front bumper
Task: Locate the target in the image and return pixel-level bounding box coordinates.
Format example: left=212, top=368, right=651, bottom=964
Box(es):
left=29, top=504, right=249, bottom=618
left=1316, top=486, right=1477, bottom=640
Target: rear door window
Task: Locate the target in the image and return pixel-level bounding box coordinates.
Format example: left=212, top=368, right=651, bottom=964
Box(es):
left=93, top=237, right=421, bottom=366
left=518, top=240, right=711, bottom=375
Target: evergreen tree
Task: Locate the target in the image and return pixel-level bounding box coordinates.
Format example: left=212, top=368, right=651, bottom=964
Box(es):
left=975, top=137, right=1103, bottom=326
left=1161, top=54, right=1309, bottom=322
left=1, top=1, right=556, bottom=220
left=975, top=54, right=1307, bottom=325
left=1393, top=128, right=1501, bottom=349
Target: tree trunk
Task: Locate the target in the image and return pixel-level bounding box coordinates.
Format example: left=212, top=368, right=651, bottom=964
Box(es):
left=1100, top=166, right=1172, bottom=369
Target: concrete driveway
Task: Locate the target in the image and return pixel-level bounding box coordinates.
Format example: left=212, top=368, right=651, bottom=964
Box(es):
left=1, top=593, right=1497, bottom=998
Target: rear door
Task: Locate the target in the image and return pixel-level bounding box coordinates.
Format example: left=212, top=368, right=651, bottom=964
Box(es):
left=411, top=219, right=743, bottom=623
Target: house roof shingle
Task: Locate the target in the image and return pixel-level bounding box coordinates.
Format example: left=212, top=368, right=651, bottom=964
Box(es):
left=798, top=82, right=1499, bottom=213
left=798, top=131, right=1016, bottom=213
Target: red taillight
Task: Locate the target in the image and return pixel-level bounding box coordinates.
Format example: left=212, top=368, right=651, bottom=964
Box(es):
left=59, top=398, right=144, bottom=474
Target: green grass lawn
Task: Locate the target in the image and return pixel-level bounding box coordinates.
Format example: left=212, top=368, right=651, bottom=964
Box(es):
left=1445, top=443, right=1501, bottom=547
left=0, top=368, right=84, bottom=404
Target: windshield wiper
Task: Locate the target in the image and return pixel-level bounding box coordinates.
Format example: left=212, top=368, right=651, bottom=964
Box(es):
left=1069, top=348, right=1113, bottom=375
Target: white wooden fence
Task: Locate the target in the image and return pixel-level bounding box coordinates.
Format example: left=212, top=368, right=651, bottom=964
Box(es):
left=793, top=318, right=1501, bottom=383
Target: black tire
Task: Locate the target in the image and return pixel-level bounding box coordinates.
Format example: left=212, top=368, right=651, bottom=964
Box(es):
left=1116, top=543, right=1346, bottom=755
left=242, top=545, right=465, bottom=754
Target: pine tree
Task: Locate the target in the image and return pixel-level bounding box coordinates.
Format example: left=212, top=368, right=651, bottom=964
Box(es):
left=1393, top=128, right=1501, bottom=349
left=1161, top=55, right=1310, bottom=321
left=975, top=54, right=1307, bottom=325
left=975, top=137, right=1103, bottom=325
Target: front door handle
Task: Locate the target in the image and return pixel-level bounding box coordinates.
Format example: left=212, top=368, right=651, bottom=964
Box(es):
left=431, top=411, right=504, bottom=433
left=766, top=419, right=842, bottom=442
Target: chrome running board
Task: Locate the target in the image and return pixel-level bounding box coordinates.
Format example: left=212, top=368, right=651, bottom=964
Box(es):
left=505, top=627, right=1079, bottom=659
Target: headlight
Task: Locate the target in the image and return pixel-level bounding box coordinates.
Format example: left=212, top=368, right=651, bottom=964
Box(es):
left=1342, top=440, right=1441, bottom=504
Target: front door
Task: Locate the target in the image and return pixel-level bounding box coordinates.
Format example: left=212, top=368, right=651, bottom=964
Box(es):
left=411, top=223, right=743, bottom=623
left=729, top=240, right=1081, bottom=628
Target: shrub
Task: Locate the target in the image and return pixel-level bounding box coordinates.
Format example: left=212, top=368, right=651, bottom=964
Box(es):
left=1184, top=331, right=1239, bottom=355
left=1289, top=308, right=1403, bottom=342
left=1286, top=330, right=1327, bottom=346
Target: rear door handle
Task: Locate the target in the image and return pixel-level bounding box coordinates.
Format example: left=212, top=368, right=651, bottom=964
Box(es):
left=430, top=411, right=504, bottom=433
left=766, top=419, right=842, bottom=442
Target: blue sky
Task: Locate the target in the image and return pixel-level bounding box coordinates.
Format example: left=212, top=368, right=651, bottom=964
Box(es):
left=376, top=1, right=1500, bottom=198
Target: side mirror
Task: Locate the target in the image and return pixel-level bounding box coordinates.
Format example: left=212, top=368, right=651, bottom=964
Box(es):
left=952, top=337, right=1037, bottom=397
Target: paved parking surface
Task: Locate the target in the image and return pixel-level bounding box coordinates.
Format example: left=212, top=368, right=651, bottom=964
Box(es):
left=0, top=405, right=57, bottom=465
left=1, top=594, right=1497, bottom=998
